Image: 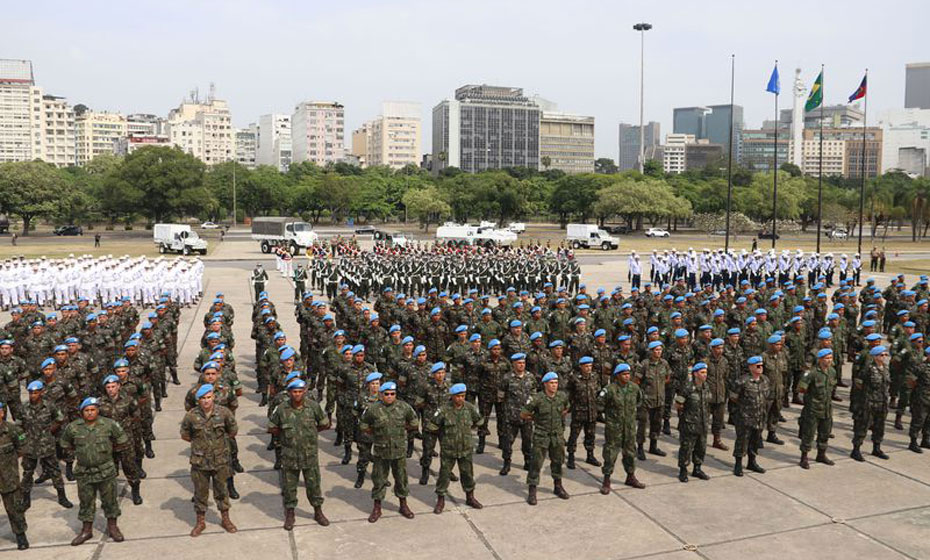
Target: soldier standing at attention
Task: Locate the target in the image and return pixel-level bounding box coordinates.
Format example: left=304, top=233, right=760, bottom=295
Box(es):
left=763, top=334, right=788, bottom=445
left=360, top=381, right=418, bottom=523
left=0, top=401, right=29, bottom=550
left=427, top=383, right=483, bottom=514
left=499, top=352, right=536, bottom=475
left=675, top=362, right=712, bottom=482
left=60, top=397, right=129, bottom=546
left=636, top=340, right=671, bottom=459
left=522, top=371, right=570, bottom=506
left=706, top=338, right=730, bottom=450
left=730, top=356, right=769, bottom=476
left=251, top=263, right=268, bottom=300
left=98, top=375, right=143, bottom=506
left=597, top=363, right=645, bottom=493
left=851, top=345, right=891, bottom=461
left=907, top=347, right=930, bottom=452
left=354, top=373, right=383, bottom=488
left=566, top=356, right=601, bottom=469
left=268, top=378, right=330, bottom=531
left=20, top=380, right=72, bottom=510
left=798, top=348, right=837, bottom=469
left=180, top=384, right=238, bottom=537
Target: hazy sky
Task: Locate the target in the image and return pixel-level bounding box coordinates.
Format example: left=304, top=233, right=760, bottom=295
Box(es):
left=7, top=0, right=928, bottom=159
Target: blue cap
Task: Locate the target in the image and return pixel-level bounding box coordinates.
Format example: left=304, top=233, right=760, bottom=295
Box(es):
left=0, top=338, right=17, bottom=346
left=64, top=336, right=79, bottom=344
left=209, top=351, right=224, bottom=361
left=870, top=345, right=888, bottom=356
left=380, top=381, right=397, bottom=393
left=530, top=332, right=543, bottom=341
left=402, top=336, right=414, bottom=345
left=578, top=356, right=594, bottom=365
left=549, top=339, right=564, bottom=348
left=862, top=320, right=876, bottom=328
left=201, top=361, right=220, bottom=372
left=449, top=383, right=467, bottom=395
left=710, top=338, right=724, bottom=347
left=692, top=362, right=707, bottom=372
left=827, top=313, right=839, bottom=321
left=40, top=357, right=56, bottom=370
left=287, top=379, right=307, bottom=390
left=755, top=308, right=768, bottom=315
left=670, top=312, right=682, bottom=319
left=745, top=316, right=757, bottom=325
left=488, top=339, right=501, bottom=349
left=102, top=374, right=120, bottom=385
left=647, top=326, right=659, bottom=335
left=366, top=372, right=383, bottom=384
left=698, top=324, right=712, bottom=331
left=617, top=335, right=631, bottom=342
left=469, top=333, right=482, bottom=342
left=351, top=344, right=365, bottom=355
left=789, top=316, right=802, bottom=324
left=284, top=371, right=301, bottom=384
left=510, top=353, right=527, bottom=362
left=80, top=397, right=99, bottom=410
left=113, top=358, right=130, bottom=368
left=865, top=333, right=882, bottom=341
left=613, top=363, right=631, bottom=375
left=818, top=329, right=832, bottom=340
left=910, top=332, right=924, bottom=341
left=431, top=362, right=447, bottom=373
left=594, top=329, right=607, bottom=338
left=206, top=332, right=221, bottom=340
left=274, top=331, right=287, bottom=340
left=279, top=348, right=296, bottom=361
left=455, top=325, right=468, bottom=333
left=675, top=328, right=689, bottom=338
left=53, top=344, right=68, bottom=353
left=648, top=340, right=663, bottom=350
left=767, top=334, right=782, bottom=344
left=195, top=384, right=214, bottom=399
left=509, top=320, right=522, bottom=328
left=747, top=356, right=763, bottom=365
left=431, top=307, right=441, bottom=317
left=124, top=340, right=139, bottom=348
left=817, top=348, right=834, bottom=359
left=413, top=345, right=426, bottom=357
left=898, top=309, right=910, bottom=316
left=713, top=309, right=725, bottom=317
left=541, top=372, right=559, bottom=383
left=905, top=321, right=917, bottom=328
left=322, top=313, right=334, bottom=321
left=27, top=380, right=44, bottom=392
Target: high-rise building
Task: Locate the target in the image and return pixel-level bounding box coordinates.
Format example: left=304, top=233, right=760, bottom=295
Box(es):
left=673, top=105, right=743, bottom=163
left=291, top=101, right=345, bottom=165
left=39, top=95, right=75, bottom=167
left=879, top=108, right=930, bottom=177
left=662, top=133, right=724, bottom=174
left=797, top=127, right=883, bottom=178
left=75, top=110, right=127, bottom=165
left=0, top=59, right=43, bottom=164
left=432, top=84, right=540, bottom=173
left=235, top=126, right=257, bottom=169
left=540, top=112, right=594, bottom=174
left=905, top=62, right=930, bottom=110
left=740, top=129, right=789, bottom=172
left=673, top=107, right=710, bottom=138
left=126, top=114, right=167, bottom=137
left=354, top=102, right=421, bottom=169
left=167, top=89, right=234, bottom=165
left=779, top=104, right=864, bottom=129
left=791, top=136, right=846, bottom=177
left=618, top=122, right=660, bottom=171
left=256, top=113, right=292, bottom=172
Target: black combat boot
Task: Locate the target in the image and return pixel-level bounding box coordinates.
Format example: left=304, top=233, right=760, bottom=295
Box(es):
left=406, top=437, right=414, bottom=458
left=815, top=449, right=834, bottom=466
left=259, top=393, right=268, bottom=407
left=692, top=465, right=709, bottom=480
left=585, top=450, right=601, bottom=467
left=922, top=435, right=930, bottom=449
left=341, top=444, right=352, bottom=465
left=499, top=459, right=511, bottom=476
left=144, top=440, right=155, bottom=459
left=553, top=479, right=570, bottom=499
left=747, top=455, right=766, bottom=473
left=354, top=470, right=365, bottom=489
left=65, top=461, right=75, bottom=481
left=57, top=486, right=73, bottom=508
left=636, top=443, right=646, bottom=461
left=418, top=467, right=429, bottom=486
left=227, top=477, right=240, bottom=500
left=648, top=439, right=666, bottom=457
left=566, top=452, right=576, bottom=470
left=433, top=495, right=445, bottom=515
left=678, top=466, right=689, bottom=483
left=154, top=396, right=162, bottom=412
left=475, top=434, right=486, bottom=454
left=527, top=485, right=537, bottom=506
left=766, top=431, right=784, bottom=445
left=662, top=418, right=671, bottom=435
left=130, top=481, right=143, bottom=505
left=894, top=412, right=904, bottom=430
left=170, top=368, right=180, bottom=385
left=872, top=442, right=889, bottom=460
left=334, top=432, right=343, bottom=447
left=15, top=533, right=28, bottom=550
left=799, top=451, right=810, bottom=469
left=733, top=457, right=744, bottom=476
left=850, top=444, right=865, bottom=461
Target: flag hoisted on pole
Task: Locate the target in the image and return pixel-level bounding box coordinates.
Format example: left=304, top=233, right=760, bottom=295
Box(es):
left=849, top=71, right=868, bottom=260
left=766, top=62, right=780, bottom=249
left=807, top=68, right=825, bottom=252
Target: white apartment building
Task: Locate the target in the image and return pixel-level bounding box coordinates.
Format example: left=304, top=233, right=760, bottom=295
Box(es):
left=235, top=125, right=257, bottom=169
left=789, top=138, right=846, bottom=177
left=38, top=95, right=75, bottom=167
left=167, top=92, right=233, bottom=165
left=291, top=101, right=345, bottom=165
left=880, top=108, right=930, bottom=177
left=662, top=133, right=693, bottom=174
left=366, top=102, right=421, bottom=169
left=256, top=113, right=292, bottom=171
left=75, top=110, right=127, bottom=165
left=0, top=59, right=43, bottom=163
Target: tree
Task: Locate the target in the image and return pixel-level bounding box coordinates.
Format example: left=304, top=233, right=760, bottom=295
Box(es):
left=594, top=177, right=691, bottom=230
left=594, top=158, right=619, bottom=175
left=780, top=162, right=802, bottom=177
left=403, top=186, right=450, bottom=232
left=643, top=159, right=664, bottom=177
left=240, top=165, right=288, bottom=217
left=541, top=156, right=552, bottom=170
left=549, top=174, right=610, bottom=226
left=112, top=146, right=212, bottom=222
left=0, top=161, right=74, bottom=234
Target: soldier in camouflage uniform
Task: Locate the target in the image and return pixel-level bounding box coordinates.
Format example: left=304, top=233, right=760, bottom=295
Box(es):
left=636, top=341, right=671, bottom=459
left=907, top=346, right=930, bottom=452
left=20, top=380, right=72, bottom=510
left=498, top=353, right=536, bottom=475
left=666, top=328, right=694, bottom=435
left=730, top=356, right=769, bottom=476
left=185, top=362, right=241, bottom=499
left=98, top=374, right=143, bottom=505
left=415, top=361, right=451, bottom=485
left=763, top=334, right=788, bottom=445
left=0, top=339, right=25, bottom=421
left=522, top=372, right=570, bottom=506
left=428, top=382, right=483, bottom=514
left=124, top=341, right=156, bottom=460
left=597, top=363, right=645, bottom=493
left=268, top=378, right=330, bottom=531
left=476, top=339, right=510, bottom=454
left=0, top=401, right=29, bottom=549
left=798, top=349, right=837, bottom=469
left=566, top=356, right=601, bottom=469
left=354, top=372, right=383, bottom=488
left=850, top=345, right=891, bottom=461
left=706, top=338, right=730, bottom=450
left=675, top=362, right=712, bottom=482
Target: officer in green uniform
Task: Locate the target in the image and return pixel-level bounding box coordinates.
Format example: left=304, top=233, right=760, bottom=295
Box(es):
left=597, top=363, right=645, bottom=493
left=636, top=340, right=671, bottom=459
left=59, top=397, right=129, bottom=546
left=415, top=361, right=451, bottom=485
left=0, top=339, right=26, bottom=422
left=0, top=401, right=29, bottom=550
left=268, top=378, right=330, bottom=531
left=360, top=381, right=418, bottom=523
left=798, top=348, right=837, bottom=469
left=499, top=352, right=536, bottom=475
left=851, top=345, right=891, bottom=461
left=427, top=382, right=483, bottom=514
left=566, top=356, right=601, bottom=469
left=20, top=379, right=72, bottom=510
left=522, top=371, right=570, bottom=506
left=675, top=362, right=712, bottom=482
left=180, top=384, right=238, bottom=537
left=908, top=346, right=930, bottom=452
left=354, top=372, right=383, bottom=488
left=98, top=375, right=143, bottom=505
left=731, top=356, right=769, bottom=476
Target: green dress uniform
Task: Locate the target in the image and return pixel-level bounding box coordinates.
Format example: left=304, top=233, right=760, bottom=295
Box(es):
left=268, top=399, right=329, bottom=509
left=522, top=390, right=570, bottom=487
left=798, top=366, right=835, bottom=453
left=180, top=405, right=237, bottom=514
left=598, top=380, right=641, bottom=479
left=59, top=417, right=129, bottom=523
left=0, top=418, right=27, bottom=538
left=360, top=399, right=418, bottom=502
left=426, top=401, right=482, bottom=496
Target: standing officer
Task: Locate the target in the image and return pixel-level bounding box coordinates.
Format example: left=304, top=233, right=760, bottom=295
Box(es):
left=268, top=378, right=330, bottom=531
left=360, top=381, right=418, bottom=523
left=415, top=361, right=451, bottom=485
left=98, top=375, right=143, bottom=505
left=499, top=352, right=536, bottom=475
left=0, top=401, right=28, bottom=550
left=251, top=264, right=268, bottom=300
left=566, top=356, right=600, bottom=469
left=597, top=363, right=645, bottom=493
left=706, top=338, right=730, bottom=450
left=20, top=379, right=72, bottom=510
left=731, top=356, right=769, bottom=476
left=798, top=348, right=837, bottom=469
left=908, top=347, right=930, bottom=452
left=180, top=384, right=238, bottom=537
left=675, top=362, right=712, bottom=482
left=636, top=340, right=671, bottom=459
left=354, top=372, right=383, bottom=488
left=293, top=264, right=308, bottom=304
left=427, top=383, right=483, bottom=514
left=851, top=345, right=890, bottom=461
left=59, top=397, right=129, bottom=546
left=522, top=372, right=570, bottom=506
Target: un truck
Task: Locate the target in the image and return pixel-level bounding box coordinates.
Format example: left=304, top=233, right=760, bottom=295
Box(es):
left=251, top=217, right=319, bottom=254
left=153, top=224, right=208, bottom=255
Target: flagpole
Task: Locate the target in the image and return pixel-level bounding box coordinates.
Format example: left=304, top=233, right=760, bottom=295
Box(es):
left=725, top=54, right=735, bottom=252
left=857, top=68, right=868, bottom=258
left=772, top=60, right=779, bottom=250
left=816, top=64, right=824, bottom=254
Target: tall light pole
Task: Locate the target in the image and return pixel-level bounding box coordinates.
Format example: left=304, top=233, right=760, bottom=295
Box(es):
left=633, top=22, right=652, bottom=174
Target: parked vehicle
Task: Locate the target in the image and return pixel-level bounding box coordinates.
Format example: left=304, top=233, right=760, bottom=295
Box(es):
left=826, top=228, right=848, bottom=240
left=565, top=223, right=619, bottom=251
left=354, top=225, right=377, bottom=235
left=506, top=222, right=526, bottom=234
left=54, top=225, right=84, bottom=236
left=602, top=224, right=630, bottom=234
left=201, top=221, right=219, bottom=229
left=251, top=217, right=319, bottom=254
left=153, top=224, right=208, bottom=255
left=374, top=230, right=409, bottom=246
left=644, top=228, right=670, bottom=238
left=758, top=231, right=780, bottom=240
left=435, top=223, right=517, bottom=247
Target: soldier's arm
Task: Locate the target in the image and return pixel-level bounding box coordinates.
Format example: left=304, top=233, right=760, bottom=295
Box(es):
left=315, top=403, right=331, bottom=431
left=404, top=403, right=419, bottom=431
left=225, top=408, right=239, bottom=438
left=519, top=397, right=536, bottom=421
left=111, top=421, right=130, bottom=452
left=471, top=404, right=483, bottom=429
left=359, top=408, right=374, bottom=435
left=11, top=423, right=26, bottom=458
left=180, top=414, right=193, bottom=442
left=267, top=407, right=281, bottom=436
left=58, top=422, right=74, bottom=451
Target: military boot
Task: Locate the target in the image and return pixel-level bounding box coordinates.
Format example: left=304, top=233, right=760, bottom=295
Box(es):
left=161, top=385, right=168, bottom=398
left=475, top=434, right=486, bottom=454
left=65, top=461, right=75, bottom=481
left=227, top=477, right=239, bottom=499
left=624, top=473, right=645, bottom=489
left=341, top=444, right=353, bottom=465
left=465, top=491, right=483, bottom=509
left=648, top=439, right=666, bottom=457
left=527, top=485, right=538, bottom=506
left=733, top=457, right=744, bottom=476
left=600, top=475, right=611, bottom=495
left=106, top=518, right=124, bottom=542
left=34, top=470, right=50, bottom=485
left=418, top=467, right=429, bottom=486
left=144, top=441, right=155, bottom=459
left=71, top=521, right=93, bottom=546
left=499, top=459, right=511, bottom=476
left=636, top=443, right=646, bottom=461
left=154, top=396, right=162, bottom=412
left=678, top=466, right=689, bottom=483
left=259, top=393, right=268, bottom=407
left=799, top=451, right=810, bottom=469
left=566, top=452, right=576, bottom=469
left=354, top=470, right=365, bottom=488
left=220, top=510, right=237, bottom=533
left=766, top=431, right=784, bottom=445
left=922, top=435, right=930, bottom=449
left=313, top=506, right=329, bottom=526
left=815, top=449, right=834, bottom=465
left=398, top=497, right=415, bottom=519
left=137, top=459, right=147, bottom=479
left=170, top=368, right=180, bottom=385
left=872, top=442, right=889, bottom=460
left=662, top=418, right=671, bottom=435
left=553, top=479, right=570, bottom=499
left=692, top=465, right=710, bottom=480
left=130, top=481, right=143, bottom=505
left=15, top=533, right=28, bottom=550
left=334, top=432, right=343, bottom=446
left=283, top=508, right=295, bottom=531
left=712, top=434, right=729, bottom=451
left=232, top=458, right=244, bottom=473
left=792, top=391, right=803, bottom=405
left=57, top=486, right=73, bottom=508
left=368, top=500, right=382, bottom=523
left=747, top=454, right=766, bottom=473
left=851, top=444, right=865, bottom=461
left=894, top=412, right=904, bottom=430
left=585, top=450, right=601, bottom=467
left=433, top=495, right=445, bottom=514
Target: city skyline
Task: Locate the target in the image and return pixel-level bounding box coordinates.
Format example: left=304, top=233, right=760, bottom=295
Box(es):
left=5, top=0, right=928, bottom=160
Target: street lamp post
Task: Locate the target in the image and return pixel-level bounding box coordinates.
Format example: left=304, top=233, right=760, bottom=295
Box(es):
left=633, top=22, right=652, bottom=174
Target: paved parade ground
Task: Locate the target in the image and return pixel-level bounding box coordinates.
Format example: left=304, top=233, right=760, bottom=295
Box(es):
left=4, top=236, right=930, bottom=560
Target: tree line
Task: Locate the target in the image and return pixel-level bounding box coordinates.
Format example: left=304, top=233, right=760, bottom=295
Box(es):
left=0, top=146, right=927, bottom=239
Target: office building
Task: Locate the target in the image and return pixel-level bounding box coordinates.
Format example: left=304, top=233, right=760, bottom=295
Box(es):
left=291, top=101, right=345, bottom=165
left=540, top=111, right=594, bottom=173
left=741, top=129, right=789, bottom=172
left=256, top=113, right=292, bottom=171
left=113, top=134, right=171, bottom=156
left=906, top=62, right=930, bottom=110
left=350, top=122, right=369, bottom=168
left=879, top=108, right=930, bottom=176
left=167, top=88, right=234, bottom=165
left=662, top=133, right=723, bottom=174
left=235, top=126, right=257, bottom=169
left=618, top=121, right=661, bottom=171
left=804, top=127, right=882, bottom=178
left=673, top=105, right=742, bottom=163
left=791, top=137, right=846, bottom=177
left=779, top=104, right=864, bottom=129
left=432, top=84, right=540, bottom=173
left=0, top=59, right=43, bottom=163
left=673, top=107, right=710, bottom=138
left=39, top=95, right=75, bottom=167
left=75, top=110, right=127, bottom=165
left=354, top=102, right=421, bottom=169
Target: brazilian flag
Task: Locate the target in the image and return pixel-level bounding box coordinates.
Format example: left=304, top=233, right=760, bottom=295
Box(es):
left=805, top=71, right=823, bottom=112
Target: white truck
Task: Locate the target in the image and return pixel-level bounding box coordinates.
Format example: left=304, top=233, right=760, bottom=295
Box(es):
left=153, top=224, right=209, bottom=255
left=435, top=223, right=517, bottom=247
left=251, top=217, right=319, bottom=254
left=565, top=223, right=619, bottom=251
